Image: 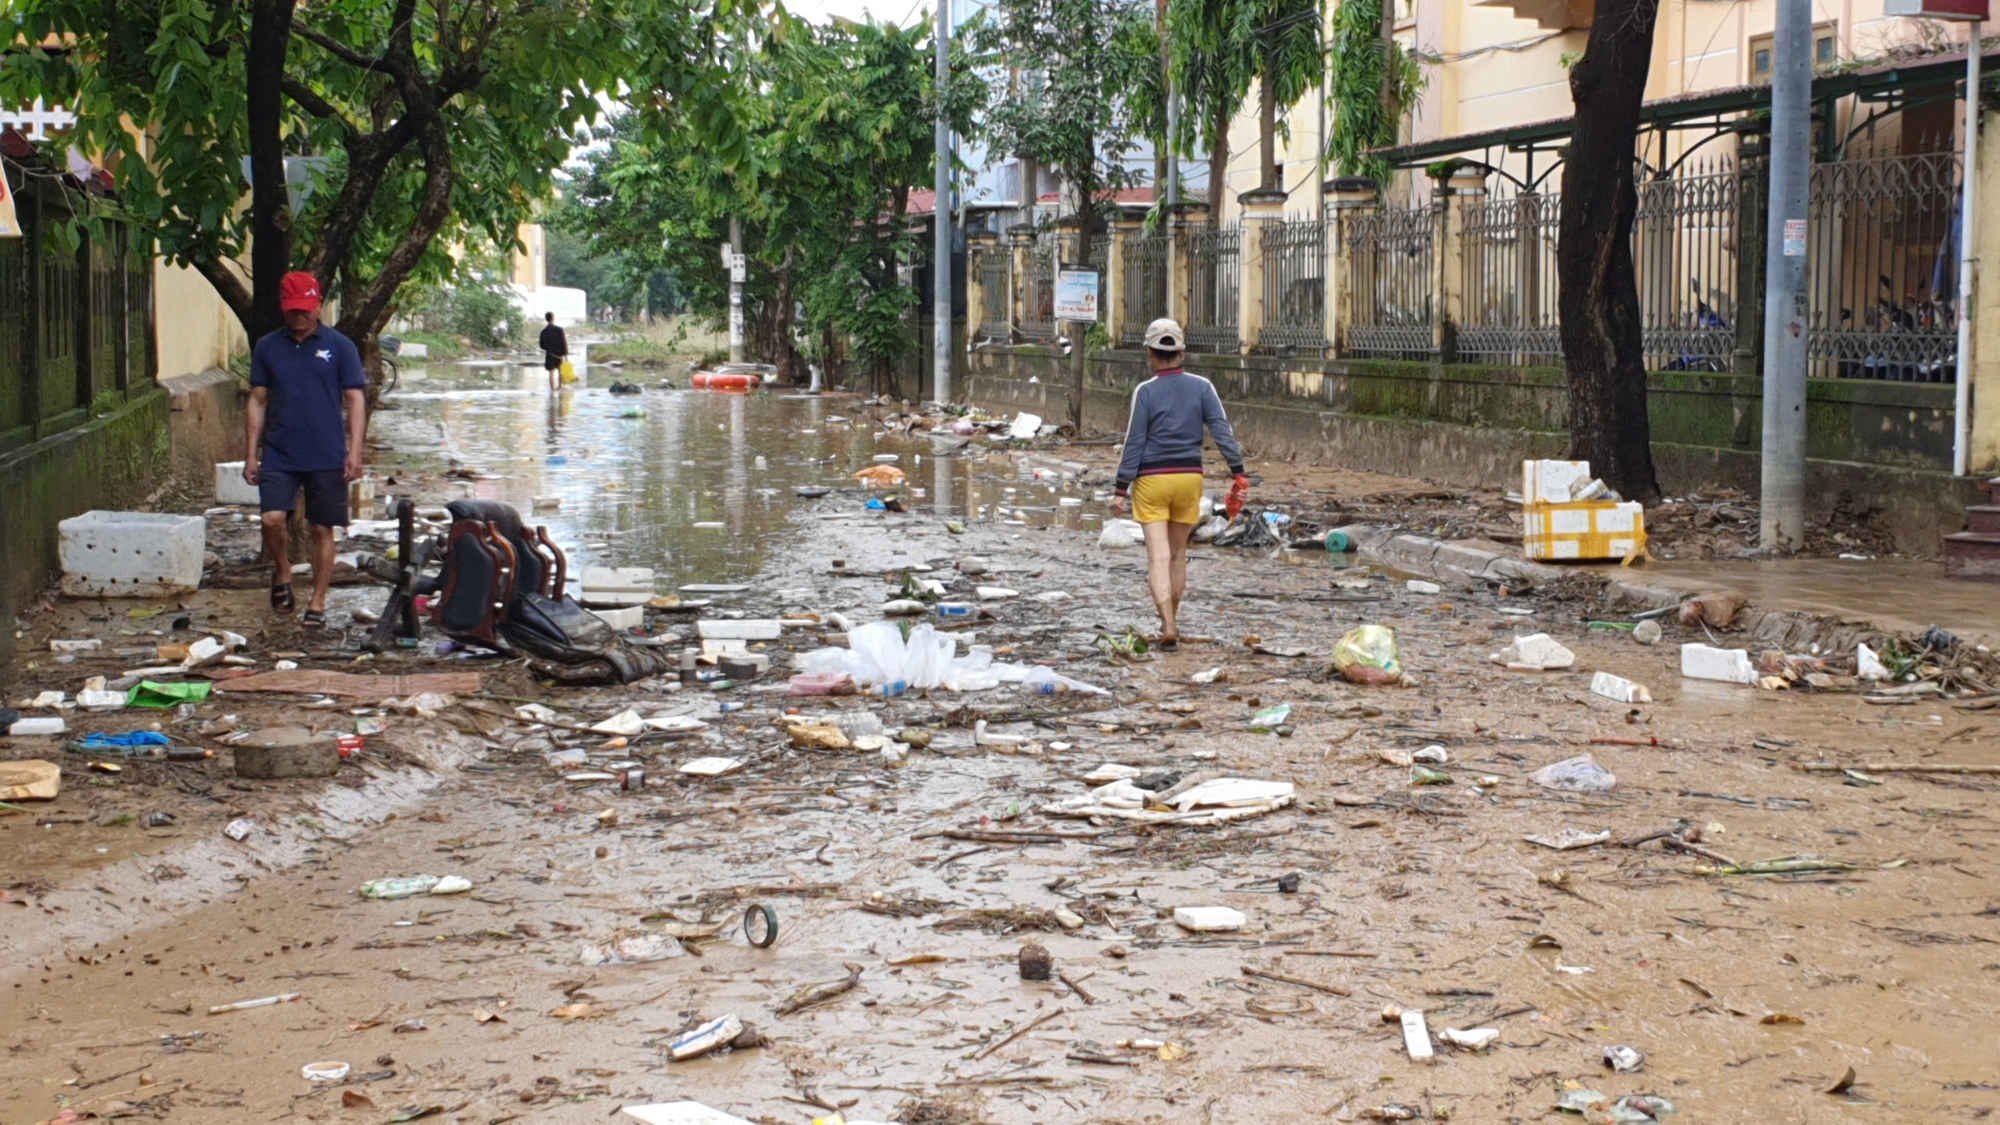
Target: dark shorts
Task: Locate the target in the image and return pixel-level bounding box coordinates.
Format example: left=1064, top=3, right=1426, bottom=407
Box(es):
left=259, top=468, right=349, bottom=527
left=544, top=354, right=564, bottom=370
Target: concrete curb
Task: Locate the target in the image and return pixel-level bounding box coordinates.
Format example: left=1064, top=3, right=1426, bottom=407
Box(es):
left=1339, top=522, right=1896, bottom=653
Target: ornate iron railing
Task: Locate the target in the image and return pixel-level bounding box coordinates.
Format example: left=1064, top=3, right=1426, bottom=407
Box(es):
left=1186, top=225, right=1241, bottom=354
left=1345, top=201, right=1436, bottom=358
left=1457, top=189, right=1560, bottom=363
left=1636, top=158, right=1740, bottom=372
left=1019, top=234, right=1059, bottom=341
left=1260, top=216, right=1326, bottom=353
left=1806, top=147, right=1960, bottom=381
left=978, top=251, right=1010, bottom=337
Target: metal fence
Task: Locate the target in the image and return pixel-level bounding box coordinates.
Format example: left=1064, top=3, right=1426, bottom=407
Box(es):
left=0, top=168, right=154, bottom=449
left=1186, top=225, right=1241, bottom=354
left=1019, top=234, right=1059, bottom=341
left=978, top=250, right=1010, bottom=337
left=1807, top=145, right=1960, bottom=381
left=1260, top=216, right=1326, bottom=353
left=1344, top=202, right=1436, bottom=358
left=1457, top=188, right=1560, bottom=363
left=1636, top=158, right=1740, bottom=372
left=1120, top=235, right=1168, bottom=345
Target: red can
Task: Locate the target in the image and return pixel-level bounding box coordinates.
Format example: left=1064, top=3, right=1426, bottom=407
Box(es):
left=337, top=734, right=363, bottom=760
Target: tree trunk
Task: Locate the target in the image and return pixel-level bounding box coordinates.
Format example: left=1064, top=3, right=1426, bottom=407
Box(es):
left=1208, top=102, right=1229, bottom=227
left=1556, top=0, right=1662, bottom=504
left=246, top=0, right=298, bottom=341
left=1068, top=197, right=1098, bottom=434
left=1259, top=44, right=1279, bottom=192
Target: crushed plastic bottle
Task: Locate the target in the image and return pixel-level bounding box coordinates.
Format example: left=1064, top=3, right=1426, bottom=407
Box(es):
left=360, top=875, right=442, bottom=900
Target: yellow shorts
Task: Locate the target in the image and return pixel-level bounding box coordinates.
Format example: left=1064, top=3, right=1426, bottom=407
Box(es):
left=1131, top=473, right=1203, bottom=525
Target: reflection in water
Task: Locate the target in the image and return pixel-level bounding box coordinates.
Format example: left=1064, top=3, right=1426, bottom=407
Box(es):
left=369, top=352, right=1108, bottom=589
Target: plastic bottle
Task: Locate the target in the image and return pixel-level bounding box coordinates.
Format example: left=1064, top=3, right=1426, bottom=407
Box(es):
left=1020, top=667, right=1068, bottom=695
left=868, top=680, right=908, bottom=698
left=361, top=875, right=442, bottom=900
left=936, top=603, right=974, bottom=618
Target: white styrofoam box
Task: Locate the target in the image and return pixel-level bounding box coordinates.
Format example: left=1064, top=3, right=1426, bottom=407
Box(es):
left=1590, top=671, right=1653, bottom=703
left=1523, top=459, right=1592, bottom=504
left=580, top=566, right=655, bottom=607
left=696, top=619, right=782, bottom=641
left=700, top=638, right=748, bottom=660
left=59, top=511, right=207, bottom=597
left=397, top=340, right=429, bottom=359
left=215, top=462, right=260, bottom=506
left=591, top=605, right=644, bottom=630
left=1682, top=643, right=1758, bottom=684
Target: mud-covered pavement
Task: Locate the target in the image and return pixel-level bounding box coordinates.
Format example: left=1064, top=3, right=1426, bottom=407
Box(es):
left=5, top=357, right=1999, bottom=1125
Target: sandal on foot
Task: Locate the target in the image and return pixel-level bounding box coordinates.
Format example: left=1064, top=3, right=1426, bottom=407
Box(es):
left=1157, top=636, right=1181, bottom=651
left=301, top=608, right=327, bottom=629
left=271, top=583, right=295, bottom=613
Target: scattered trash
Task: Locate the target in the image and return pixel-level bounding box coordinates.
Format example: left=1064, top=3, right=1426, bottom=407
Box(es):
left=1410, top=765, right=1452, bottom=785
left=1604, top=1044, right=1646, bottom=1072
left=208, top=992, right=301, bottom=1015
left=1591, top=671, right=1653, bottom=704
left=1678, top=590, right=1746, bottom=629
left=1043, top=776, right=1294, bottom=824
left=4, top=715, right=65, bottom=737
left=1399, top=1008, right=1434, bottom=1061
left=1173, top=906, right=1246, bottom=932
left=621, top=1104, right=758, bottom=1125
left=679, top=757, right=744, bottom=777
left=302, top=1061, right=351, bottom=1082
left=0, top=760, right=61, bottom=801
left=853, top=464, right=906, bottom=486
left=1490, top=633, right=1575, bottom=671
left=361, top=875, right=471, bottom=899
left=742, top=904, right=779, bottom=947
left=1248, top=703, right=1291, bottom=732
left=1681, top=643, right=1758, bottom=684
left=1007, top=412, right=1043, bottom=439
left=128, top=681, right=213, bottom=709
left=1530, top=755, right=1617, bottom=792
left=1524, top=828, right=1612, bottom=850
left=223, top=817, right=255, bottom=841
left=1332, top=625, right=1402, bottom=685
left=1633, top=618, right=1663, bottom=645
left=665, top=1015, right=744, bottom=1062
left=581, top=931, right=685, bottom=965
left=1405, top=579, right=1441, bottom=595
left=1019, top=941, right=1054, bottom=980
left=1191, top=667, right=1225, bottom=684
left=1856, top=643, right=1889, bottom=681
left=1097, top=518, right=1146, bottom=548
left=1439, top=1027, right=1498, bottom=1050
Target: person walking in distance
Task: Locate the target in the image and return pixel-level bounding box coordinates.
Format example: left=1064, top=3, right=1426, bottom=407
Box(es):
left=243, top=271, right=368, bottom=628
left=539, top=311, right=568, bottom=391
left=1109, top=319, right=1250, bottom=649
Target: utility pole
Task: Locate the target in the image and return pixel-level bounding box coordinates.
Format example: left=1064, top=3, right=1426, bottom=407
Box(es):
left=1952, top=17, right=1982, bottom=476
left=727, top=214, right=745, bottom=363
left=933, top=0, right=954, bottom=406
left=1759, top=0, right=1810, bottom=551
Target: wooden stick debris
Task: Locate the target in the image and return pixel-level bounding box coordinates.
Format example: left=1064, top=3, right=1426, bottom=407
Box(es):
left=1239, top=964, right=1352, bottom=997
left=1797, top=762, right=2000, bottom=775
left=1058, top=970, right=1098, bottom=1005
left=912, top=828, right=1109, bottom=844
left=972, top=1007, right=1067, bottom=1060
left=773, top=963, right=864, bottom=1016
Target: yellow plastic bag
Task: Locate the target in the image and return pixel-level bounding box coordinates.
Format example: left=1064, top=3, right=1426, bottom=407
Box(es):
left=559, top=359, right=577, bottom=384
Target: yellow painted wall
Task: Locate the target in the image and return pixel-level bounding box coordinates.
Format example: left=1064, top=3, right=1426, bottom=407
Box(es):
left=512, top=222, right=547, bottom=289
left=153, top=260, right=248, bottom=379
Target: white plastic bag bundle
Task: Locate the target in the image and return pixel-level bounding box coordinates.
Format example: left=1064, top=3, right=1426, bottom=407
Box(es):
left=1098, top=518, right=1145, bottom=548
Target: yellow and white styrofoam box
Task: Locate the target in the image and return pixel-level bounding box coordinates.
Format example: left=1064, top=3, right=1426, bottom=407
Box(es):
left=1523, top=459, right=1593, bottom=504
left=1524, top=500, right=1647, bottom=561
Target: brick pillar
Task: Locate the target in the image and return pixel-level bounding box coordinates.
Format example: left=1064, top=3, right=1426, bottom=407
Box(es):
left=1325, top=177, right=1378, bottom=358
left=1006, top=223, right=1037, bottom=341
left=1106, top=216, right=1143, bottom=345
left=1431, top=166, right=1486, bottom=364
left=1970, top=107, right=2000, bottom=473
left=1238, top=187, right=1287, bottom=354
left=966, top=230, right=997, bottom=345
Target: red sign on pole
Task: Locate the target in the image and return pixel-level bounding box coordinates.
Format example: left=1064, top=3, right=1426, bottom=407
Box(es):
left=1885, top=0, right=1988, bottom=21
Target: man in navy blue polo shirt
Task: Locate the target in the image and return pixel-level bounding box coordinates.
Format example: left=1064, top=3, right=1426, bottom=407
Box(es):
left=244, top=270, right=368, bottom=628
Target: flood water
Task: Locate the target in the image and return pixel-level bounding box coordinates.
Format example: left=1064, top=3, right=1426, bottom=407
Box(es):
left=372, top=348, right=1114, bottom=589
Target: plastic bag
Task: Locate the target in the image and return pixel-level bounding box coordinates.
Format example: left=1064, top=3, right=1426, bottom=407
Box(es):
left=1097, top=518, right=1145, bottom=548
left=560, top=359, right=578, bottom=384
left=1332, top=625, right=1402, bottom=685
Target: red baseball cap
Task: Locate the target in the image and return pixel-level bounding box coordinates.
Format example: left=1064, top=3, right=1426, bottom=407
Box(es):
left=279, top=271, right=323, bottom=312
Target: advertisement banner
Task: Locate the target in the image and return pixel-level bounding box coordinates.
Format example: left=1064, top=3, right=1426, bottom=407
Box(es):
left=1054, top=267, right=1100, bottom=322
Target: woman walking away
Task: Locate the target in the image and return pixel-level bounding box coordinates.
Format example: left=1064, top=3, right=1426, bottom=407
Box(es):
left=1109, top=319, right=1250, bottom=649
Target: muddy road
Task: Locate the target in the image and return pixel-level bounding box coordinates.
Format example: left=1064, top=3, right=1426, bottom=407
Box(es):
left=4, top=358, right=1998, bottom=1125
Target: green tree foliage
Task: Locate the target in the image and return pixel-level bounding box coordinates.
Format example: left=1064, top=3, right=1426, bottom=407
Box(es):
left=0, top=0, right=736, bottom=378
left=558, top=15, right=968, bottom=391
left=971, top=0, right=1158, bottom=428
left=1327, top=0, right=1426, bottom=185
left=1166, top=0, right=1319, bottom=215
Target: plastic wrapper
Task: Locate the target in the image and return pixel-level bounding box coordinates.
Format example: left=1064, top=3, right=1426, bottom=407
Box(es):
left=1332, top=625, right=1403, bottom=685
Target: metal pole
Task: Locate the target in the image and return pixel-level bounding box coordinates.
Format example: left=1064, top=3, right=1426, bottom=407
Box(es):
left=1760, top=0, right=1811, bottom=551
left=727, top=214, right=745, bottom=363
left=933, top=0, right=954, bottom=406
left=1954, top=22, right=1981, bottom=478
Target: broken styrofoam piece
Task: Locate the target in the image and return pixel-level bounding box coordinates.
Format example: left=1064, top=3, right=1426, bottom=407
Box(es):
left=592, top=605, right=645, bottom=631
left=644, top=715, right=709, bottom=732
left=1172, top=906, right=1245, bottom=932
left=1083, top=763, right=1144, bottom=782
left=973, top=719, right=1026, bottom=747
left=49, top=638, right=102, bottom=654
left=1007, top=412, right=1043, bottom=440
left=1681, top=642, right=1758, bottom=685
left=667, top=1013, right=743, bottom=1060
left=976, top=586, right=1020, bottom=601
left=215, top=462, right=262, bottom=505
left=1523, top=459, right=1594, bottom=504
left=1856, top=643, right=1889, bottom=681
left=1590, top=671, right=1653, bottom=704
left=1405, top=579, right=1443, bottom=595
left=579, top=566, right=657, bottom=607
left=59, top=511, right=207, bottom=597
left=622, top=1103, right=760, bottom=1125
left=696, top=619, right=782, bottom=641
left=880, top=599, right=929, bottom=616
left=678, top=757, right=743, bottom=777
left=592, top=709, right=646, bottom=736
left=77, top=689, right=128, bottom=712
left=1490, top=633, right=1575, bottom=671
left=1400, top=1009, right=1435, bottom=1061
left=1042, top=775, right=1295, bottom=824
left=1439, top=1027, right=1499, bottom=1050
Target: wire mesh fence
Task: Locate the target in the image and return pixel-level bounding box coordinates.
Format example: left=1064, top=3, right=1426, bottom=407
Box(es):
left=1186, top=225, right=1241, bottom=354
left=1260, top=216, right=1327, bottom=353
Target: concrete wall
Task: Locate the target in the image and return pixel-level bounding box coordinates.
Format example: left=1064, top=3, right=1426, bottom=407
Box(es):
left=0, top=389, right=173, bottom=672
left=966, top=344, right=1978, bottom=555
left=162, top=368, right=249, bottom=488
left=154, top=260, right=248, bottom=381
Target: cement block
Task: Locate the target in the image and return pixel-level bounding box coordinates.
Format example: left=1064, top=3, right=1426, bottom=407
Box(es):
left=59, top=511, right=207, bottom=597
left=233, top=727, right=340, bottom=779
left=215, top=462, right=260, bottom=506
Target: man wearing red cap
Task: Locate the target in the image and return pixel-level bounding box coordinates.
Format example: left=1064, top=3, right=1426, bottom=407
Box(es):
left=243, top=270, right=368, bottom=628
